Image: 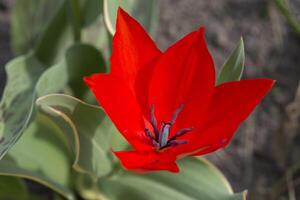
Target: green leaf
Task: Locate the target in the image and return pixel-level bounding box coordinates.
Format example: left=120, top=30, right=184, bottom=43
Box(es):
left=83, top=16, right=112, bottom=67
left=0, top=113, right=74, bottom=200
left=217, top=38, right=245, bottom=85
left=273, top=0, right=300, bottom=36
left=11, top=0, right=105, bottom=65
left=0, top=44, right=105, bottom=162
left=79, top=157, right=246, bottom=200
left=10, top=0, right=62, bottom=55
left=10, top=0, right=73, bottom=65
left=103, top=0, right=159, bottom=36
left=0, top=53, right=46, bottom=160
left=36, top=94, right=118, bottom=179
left=64, top=43, right=106, bottom=98
left=34, top=0, right=73, bottom=66
left=110, top=128, right=129, bottom=152
left=80, top=0, right=103, bottom=27
left=0, top=176, right=29, bottom=199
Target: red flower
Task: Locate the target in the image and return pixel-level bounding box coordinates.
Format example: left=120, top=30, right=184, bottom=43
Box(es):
left=84, top=8, right=274, bottom=173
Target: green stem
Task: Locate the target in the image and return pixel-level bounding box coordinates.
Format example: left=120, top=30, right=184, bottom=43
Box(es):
left=273, top=0, right=300, bottom=36
left=69, top=0, right=81, bottom=42
left=270, top=161, right=300, bottom=199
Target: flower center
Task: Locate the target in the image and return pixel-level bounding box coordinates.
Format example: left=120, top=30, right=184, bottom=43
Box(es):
left=144, top=104, right=192, bottom=150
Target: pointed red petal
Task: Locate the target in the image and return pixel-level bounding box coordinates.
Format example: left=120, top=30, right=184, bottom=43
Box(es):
left=114, top=151, right=179, bottom=173
left=111, top=8, right=161, bottom=83
left=170, top=78, right=275, bottom=156
left=84, top=74, right=148, bottom=150
left=148, top=27, right=215, bottom=128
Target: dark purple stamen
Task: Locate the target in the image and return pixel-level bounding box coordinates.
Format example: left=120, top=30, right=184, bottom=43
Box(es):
left=150, top=105, right=159, bottom=139
left=145, top=128, right=159, bottom=147
left=170, top=104, right=184, bottom=125
left=168, top=140, right=188, bottom=147
left=144, top=104, right=192, bottom=150
left=168, top=128, right=193, bottom=142
left=144, top=128, right=155, bottom=140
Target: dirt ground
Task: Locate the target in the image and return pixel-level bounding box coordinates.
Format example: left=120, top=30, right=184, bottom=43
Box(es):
left=1, top=0, right=300, bottom=199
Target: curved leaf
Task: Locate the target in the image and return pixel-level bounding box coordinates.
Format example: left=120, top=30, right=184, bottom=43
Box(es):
left=0, top=44, right=105, bottom=161
left=79, top=157, right=246, bottom=200
left=0, top=113, right=74, bottom=199
left=0, top=53, right=45, bottom=160
left=64, top=43, right=106, bottom=98
left=36, top=94, right=118, bottom=179
left=217, top=38, right=245, bottom=85
left=103, top=0, right=159, bottom=36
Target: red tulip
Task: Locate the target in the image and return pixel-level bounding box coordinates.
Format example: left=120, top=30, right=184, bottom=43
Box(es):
left=84, top=8, right=274, bottom=173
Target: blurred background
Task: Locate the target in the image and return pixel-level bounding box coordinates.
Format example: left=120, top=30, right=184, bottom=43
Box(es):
left=1, top=0, right=300, bottom=199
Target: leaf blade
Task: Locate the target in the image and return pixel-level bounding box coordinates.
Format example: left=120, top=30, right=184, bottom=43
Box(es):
left=0, top=44, right=105, bottom=162
left=36, top=94, right=118, bottom=179
left=0, top=113, right=75, bottom=200
left=95, top=157, right=246, bottom=200
left=0, top=176, right=29, bottom=200
left=217, top=38, right=245, bottom=85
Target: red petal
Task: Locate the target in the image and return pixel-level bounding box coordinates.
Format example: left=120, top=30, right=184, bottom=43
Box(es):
left=114, top=151, right=179, bottom=173
left=170, top=79, right=275, bottom=156
left=84, top=74, right=149, bottom=150
left=134, top=57, right=161, bottom=117
left=147, top=27, right=215, bottom=130
left=111, top=8, right=161, bottom=84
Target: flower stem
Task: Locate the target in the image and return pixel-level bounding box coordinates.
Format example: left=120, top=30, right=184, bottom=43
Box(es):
left=273, top=0, right=300, bottom=36
left=69, top=0, right=81, bottom=42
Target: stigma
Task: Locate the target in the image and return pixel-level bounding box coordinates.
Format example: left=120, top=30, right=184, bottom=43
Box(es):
left=144, top=104, right=192, bottom=150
